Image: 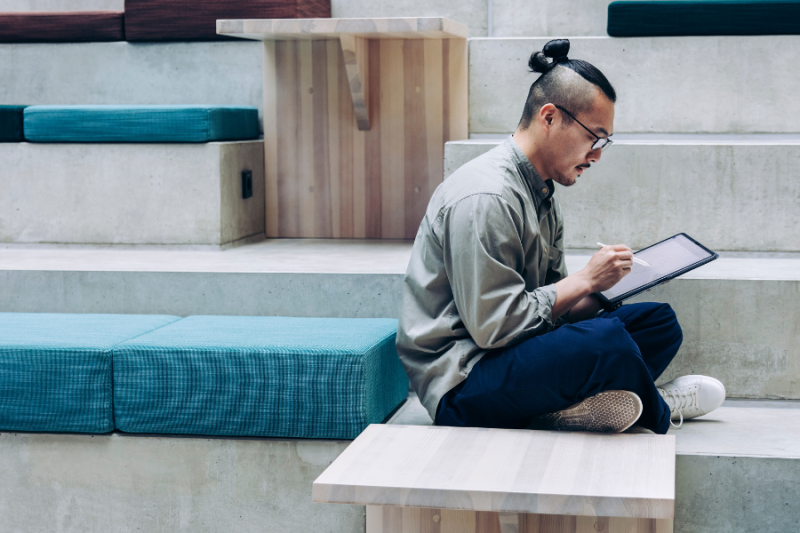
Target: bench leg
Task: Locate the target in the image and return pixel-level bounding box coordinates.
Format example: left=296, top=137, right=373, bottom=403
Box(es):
left=366, top=506, right=673, bottom=533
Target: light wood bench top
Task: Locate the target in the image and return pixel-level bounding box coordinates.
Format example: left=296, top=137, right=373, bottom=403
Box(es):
left=313, top=424, right=676, bottom=520
left=216, top=17, right=469, bottom=41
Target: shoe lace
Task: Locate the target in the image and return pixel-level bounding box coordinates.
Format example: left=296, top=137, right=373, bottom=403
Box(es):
left=659, top=387, right=696, bottom=430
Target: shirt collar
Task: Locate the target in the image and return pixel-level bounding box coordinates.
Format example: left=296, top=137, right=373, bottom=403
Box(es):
left=504, top=135, right=555, bottom=202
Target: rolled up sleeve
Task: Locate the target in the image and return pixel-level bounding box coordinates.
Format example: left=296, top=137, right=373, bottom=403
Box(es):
left=439, top=194, right=557, bottom=350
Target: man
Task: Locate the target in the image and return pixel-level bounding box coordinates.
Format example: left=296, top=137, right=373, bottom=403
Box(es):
left=396, top=39, right=725, bottom=434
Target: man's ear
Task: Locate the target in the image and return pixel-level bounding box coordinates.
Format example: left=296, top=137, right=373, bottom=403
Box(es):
left=539, top=103, right=557, bottom=132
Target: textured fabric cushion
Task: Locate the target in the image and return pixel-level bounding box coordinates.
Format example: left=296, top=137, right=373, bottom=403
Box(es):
left=23, top=105, right=260, bottom=143
left=0, top=11, right=124, bottom=43
left=0, top=313, right=180, bottom=433
left=0, top=106, right=25, bottom=142
left=124, top=0, right=331, bottom=41
left=608, top=0, right=800, bottom=37
left=113, top=316, right=408, bottom=439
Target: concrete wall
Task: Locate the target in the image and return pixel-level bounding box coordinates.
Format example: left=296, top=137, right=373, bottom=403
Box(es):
left=0, top=431, right=363, bottom=533
left=444, top=140, right=800, bottom=252
left=0, top=42, right=264, bottom=130
left=492, top=0, right=612, bottom=37
left=469, top=36, right=800, bottom=134
left=331, top=0, right=487, bottom=37
left=0, top=141, right=265, bottom=245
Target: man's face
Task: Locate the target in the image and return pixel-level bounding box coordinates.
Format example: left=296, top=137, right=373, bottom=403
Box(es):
left=547, top=92, right=615, bottom=187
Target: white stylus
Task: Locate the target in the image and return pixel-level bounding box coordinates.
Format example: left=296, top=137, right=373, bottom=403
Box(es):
left=597, top=242, right=650, bottom=267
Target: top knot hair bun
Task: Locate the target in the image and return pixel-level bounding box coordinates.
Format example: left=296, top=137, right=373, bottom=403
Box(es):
left=528, top=39, right=571, bottom=74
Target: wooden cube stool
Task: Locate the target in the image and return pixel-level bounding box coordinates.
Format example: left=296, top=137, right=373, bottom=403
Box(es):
left=218, top=18, right=468, bottom=239
left=314, top=424, right=675, bottom=533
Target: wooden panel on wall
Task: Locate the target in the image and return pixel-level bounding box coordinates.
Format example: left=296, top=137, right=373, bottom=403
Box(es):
left=263, top=37, right=468, bottom=239
left=366, top=506, right=673, bottom=533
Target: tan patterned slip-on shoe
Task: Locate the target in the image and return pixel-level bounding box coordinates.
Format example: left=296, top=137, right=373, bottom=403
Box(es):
left=527, top=390, right=644, bottom=433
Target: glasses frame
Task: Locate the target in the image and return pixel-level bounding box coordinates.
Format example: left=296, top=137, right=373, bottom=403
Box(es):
left=554, top=104, right=613, bottom=151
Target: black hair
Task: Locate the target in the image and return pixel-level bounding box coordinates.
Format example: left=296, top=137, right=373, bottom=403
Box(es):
left=518, top=39, right=616, bottom=130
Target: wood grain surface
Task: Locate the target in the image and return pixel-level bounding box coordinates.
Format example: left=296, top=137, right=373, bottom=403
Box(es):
left=313, top=425, right=676, bottom=519
left=0, top=11, right=124, bottom=43
left=126, top=0, right=331, bottom=42
left=217, top=17, right=469, bottom=41
left=366, top=506, right=674, bottom=533
left=261, top=35, right=467, bottom=238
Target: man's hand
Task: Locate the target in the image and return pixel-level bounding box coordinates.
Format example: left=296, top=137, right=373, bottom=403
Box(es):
left=552, top=244, right=633, bottom=321
left=580, top=244, right=633, bottom=292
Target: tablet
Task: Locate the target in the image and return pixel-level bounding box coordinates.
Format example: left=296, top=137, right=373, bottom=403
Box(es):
left=596, top=233, right=718, bottom=309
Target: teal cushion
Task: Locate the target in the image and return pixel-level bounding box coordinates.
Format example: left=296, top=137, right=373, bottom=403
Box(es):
left=608, top=0, right=800, bottom=36
left=0, top=105, right=25, bottom=142
left=23, top=105, right=260, bottom=143
left=0, top=313, right=180, bottom=433
left=113, top=316, right=409, bottom=439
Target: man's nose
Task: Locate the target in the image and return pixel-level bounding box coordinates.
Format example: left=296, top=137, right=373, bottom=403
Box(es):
left=588, top=147, right=602, bottom=163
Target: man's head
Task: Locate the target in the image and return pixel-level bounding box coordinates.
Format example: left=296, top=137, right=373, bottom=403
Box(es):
left=515, top=39, right=616, bottom=187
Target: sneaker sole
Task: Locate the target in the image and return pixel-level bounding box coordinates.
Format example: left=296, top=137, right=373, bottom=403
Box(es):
left=529, top=391, right=644, bottom=433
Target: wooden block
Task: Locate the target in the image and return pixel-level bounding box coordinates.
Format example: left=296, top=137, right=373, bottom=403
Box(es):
left=365, top=506, right=673, bottom=533
left=261, top=35, right=468, bottom=239
left=313, top=425, right=676, bottom=520
left=217, top=17, right=469, bottom=41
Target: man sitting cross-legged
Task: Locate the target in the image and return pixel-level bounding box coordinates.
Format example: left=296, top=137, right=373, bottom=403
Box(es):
left=396, top=39, right=725, bottom=434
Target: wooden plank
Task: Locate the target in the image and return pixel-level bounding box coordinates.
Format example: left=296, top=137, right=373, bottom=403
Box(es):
left=217, top=18, right=469, bottom=41
left=311, top=39, right=333, bottom=237
left=313, top=425, right=676, bottom=520
left=297, top=39, right=315, bottom=237
left=379, top=39, right=405, bottom=239
left=365, top=507, right=672, bottom=533
left=326, top=39, right=342, bottom=238
left=262, top=41, right=279, bottom=237
left=403, top=39, right=429, bottom=239
left=363, top=38, right=382, bottom=238
left=274, top=40, right=300, bottom=237
left=423, top=38, right=445, bottom=200
left=447, top=38, right=469, bottom=142
left=339, top=34, right=370, bottom=131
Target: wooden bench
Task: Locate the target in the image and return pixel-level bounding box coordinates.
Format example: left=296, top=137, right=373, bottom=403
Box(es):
left=314, top=424, right=675, bottom=533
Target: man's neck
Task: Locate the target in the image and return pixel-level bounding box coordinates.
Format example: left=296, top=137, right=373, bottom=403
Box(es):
left=512, top=128, right=550, bottom=181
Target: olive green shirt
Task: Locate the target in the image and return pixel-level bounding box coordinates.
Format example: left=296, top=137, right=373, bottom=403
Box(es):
left=396, top=136, right=569, bottom=420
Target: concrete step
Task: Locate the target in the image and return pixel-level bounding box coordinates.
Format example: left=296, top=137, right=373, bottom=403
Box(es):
left=491, top=0, right=612, bottom=37
left=3, top=396, right=797, bottom=533
left=390, top=393, right=800, bottom=533
left=0, top=141, right=265, bottom=246
left=469, top=36, right=800, bottom=134
left=445, top=135, right=800, bottom=252
left=1, top=240, right=798, bottom=400
left=0, top=41, right=263, bottom=129
left=331, top=0, right=487, bottom=37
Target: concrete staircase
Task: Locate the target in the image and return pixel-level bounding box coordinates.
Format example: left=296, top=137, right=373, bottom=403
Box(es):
left=1, top=2, right=799, bottom=533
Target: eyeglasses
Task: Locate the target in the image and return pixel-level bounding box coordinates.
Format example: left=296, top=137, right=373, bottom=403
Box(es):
left=554, top=104, right=613, bottom=151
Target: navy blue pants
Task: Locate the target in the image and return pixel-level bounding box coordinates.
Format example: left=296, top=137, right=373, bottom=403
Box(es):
left=436, top=302, right=682, bottom=434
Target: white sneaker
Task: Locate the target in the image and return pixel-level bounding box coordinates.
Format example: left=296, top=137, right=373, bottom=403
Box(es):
left=658, top=375, right=726, bottom=428
left=528, top=390, right=643, bottom=433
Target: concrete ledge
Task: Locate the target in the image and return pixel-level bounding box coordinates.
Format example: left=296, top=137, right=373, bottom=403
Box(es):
left=0, top=431, right=362, bottom=533
left=0, top=41, right=263, bottom=129
left=0, top=241, right=798, bottom=400
left=469, top=36, right=800, bottom=134
left=0, top=141, right=265, bottom=245
left=445, top=138, right=800, bottom=252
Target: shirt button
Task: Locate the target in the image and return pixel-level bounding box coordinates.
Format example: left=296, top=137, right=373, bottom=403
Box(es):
left=542, top=187, right=548, bottom=194
left=544, top=246, right=548, bottom=254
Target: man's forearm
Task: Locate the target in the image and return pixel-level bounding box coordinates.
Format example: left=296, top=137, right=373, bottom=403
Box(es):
left=562, top=293, right=603, bottom=323
left=552, top=273, right=593, bottom=321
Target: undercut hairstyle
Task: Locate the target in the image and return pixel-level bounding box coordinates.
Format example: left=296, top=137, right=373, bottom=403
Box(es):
left=518, top=39, right=616, bottom=130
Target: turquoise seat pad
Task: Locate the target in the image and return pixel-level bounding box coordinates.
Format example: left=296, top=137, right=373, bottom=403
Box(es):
left=0, top=105, right=25, bottom=142
left=608, top=0, right=800, bottom=36
left=23, top=105, right=260, bottom=143
left=113, top=316, right=409, bottom=439
left=0, top=313, right=180, bottom=433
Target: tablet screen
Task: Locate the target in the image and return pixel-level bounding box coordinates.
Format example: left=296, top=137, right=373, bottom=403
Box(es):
left=601, top=234, right=715, bottom=301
